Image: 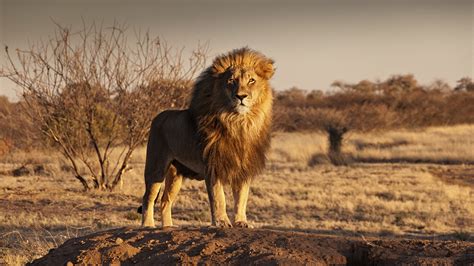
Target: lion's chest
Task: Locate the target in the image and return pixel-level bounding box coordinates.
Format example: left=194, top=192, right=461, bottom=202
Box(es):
left=202, top=126, right=268, bottom=185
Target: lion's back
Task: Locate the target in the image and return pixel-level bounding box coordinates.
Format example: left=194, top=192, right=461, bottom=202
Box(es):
left=148, top=109, right=205, bottom=175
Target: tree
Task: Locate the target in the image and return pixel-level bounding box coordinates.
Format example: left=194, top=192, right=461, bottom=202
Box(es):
left=428, top=79, right=451, bottom=92
left=381, top=74, right=419, bottom=94
left=317, top=94, right=397, bottom=165
left=454, top=77, right=474, bottom=92
left=275, top=87, right=307, bottom=107
left=274, top=89, right=398, bottom=164
left=0, top=22, right=207, bottom=190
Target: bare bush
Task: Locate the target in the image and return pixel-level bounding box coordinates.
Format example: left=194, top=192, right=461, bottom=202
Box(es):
left=0, top=22, right=207, bottom=190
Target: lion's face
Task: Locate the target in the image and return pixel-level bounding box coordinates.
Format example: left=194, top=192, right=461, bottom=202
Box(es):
left=219, top=67, right=268, bottom=114
left=191, top=47, right=274, bottom=118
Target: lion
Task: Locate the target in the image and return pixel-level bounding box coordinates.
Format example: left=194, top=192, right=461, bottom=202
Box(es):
left=140, top=47, right=274, bottom=228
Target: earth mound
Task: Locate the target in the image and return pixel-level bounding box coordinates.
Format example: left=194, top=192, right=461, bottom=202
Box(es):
left=30, top=227, right=473, bottom=265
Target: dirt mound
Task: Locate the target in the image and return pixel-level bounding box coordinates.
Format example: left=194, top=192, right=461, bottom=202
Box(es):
left=29, top=227, right=473, bottom=265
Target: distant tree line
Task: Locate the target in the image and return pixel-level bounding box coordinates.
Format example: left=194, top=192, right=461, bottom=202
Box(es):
left=273, top=75, right=474, bottom=164
left=0, top=96, right=40, bottom=157
left=2, top=74, right=473, bottom=167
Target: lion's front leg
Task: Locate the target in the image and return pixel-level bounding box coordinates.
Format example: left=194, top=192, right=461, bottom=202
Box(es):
left=205, top=177, right=232, bottom=228
left=232, top=181, right=252, bottom=228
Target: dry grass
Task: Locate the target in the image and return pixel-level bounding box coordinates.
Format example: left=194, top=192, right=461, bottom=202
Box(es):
left=268, top=132, right=327, bottom=168
left=348, top=124, right=474, bottom=164
left=0, top=125, right=473, bottom=265
left=271, top=124, right=474, bottom=166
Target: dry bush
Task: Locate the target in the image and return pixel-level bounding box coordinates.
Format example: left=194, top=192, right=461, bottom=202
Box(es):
left=1, top=22, right=207, bottom=190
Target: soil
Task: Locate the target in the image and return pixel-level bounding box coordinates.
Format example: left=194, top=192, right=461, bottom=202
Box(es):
left=29, top=227, right=473, bottom=266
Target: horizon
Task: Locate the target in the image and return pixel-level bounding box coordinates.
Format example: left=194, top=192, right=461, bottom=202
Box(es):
left=0, top=0, right=473, bottom=100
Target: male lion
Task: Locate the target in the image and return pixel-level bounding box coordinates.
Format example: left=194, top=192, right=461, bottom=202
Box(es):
left=141, top=47, right=274, bottom=228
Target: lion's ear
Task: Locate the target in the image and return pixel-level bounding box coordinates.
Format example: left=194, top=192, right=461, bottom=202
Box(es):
left=256, top=59, right=275, bottom=80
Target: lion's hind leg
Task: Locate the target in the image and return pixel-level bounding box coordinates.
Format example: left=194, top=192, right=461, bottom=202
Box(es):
left=142, top=180, right=162, bottom=227
left=160, top=164, right=183, bottom=228
left=142, top=138, right=171, bottom=227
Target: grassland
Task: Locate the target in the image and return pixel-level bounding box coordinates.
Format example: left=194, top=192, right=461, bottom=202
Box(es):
left=270, top=124, right=474, bottom=166
left=0, top=125, right=473, bottom=265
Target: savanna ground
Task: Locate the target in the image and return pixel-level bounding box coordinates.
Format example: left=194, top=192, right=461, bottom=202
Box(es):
left=0, top=125, right=473, bottom=265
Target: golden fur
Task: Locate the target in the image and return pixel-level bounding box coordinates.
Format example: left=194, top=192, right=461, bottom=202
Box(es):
left=190, top=47, right=274, bottom=186
left=141, top=48, right=274, bottom=228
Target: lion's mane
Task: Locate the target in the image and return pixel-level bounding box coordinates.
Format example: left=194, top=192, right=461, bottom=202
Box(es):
left=189, top=47, right=274, bottom=185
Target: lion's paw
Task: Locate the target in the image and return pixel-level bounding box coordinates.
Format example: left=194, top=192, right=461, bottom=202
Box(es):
left=215, top=219, right=233, bottom=228
left=162, top=225, right=179, bottom=230
left=234, top=221, right=253, bottom=228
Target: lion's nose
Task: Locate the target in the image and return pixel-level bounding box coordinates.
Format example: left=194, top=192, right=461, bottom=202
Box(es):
left=236, top=94, right=248, bottom=101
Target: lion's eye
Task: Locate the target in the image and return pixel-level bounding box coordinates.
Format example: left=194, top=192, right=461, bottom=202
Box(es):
left=228, top=78, right=235, bottom=84
left=248, top=78, right=256, bottom=84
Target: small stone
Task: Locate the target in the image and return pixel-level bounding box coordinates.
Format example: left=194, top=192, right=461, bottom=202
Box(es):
left=66, top=261, right=74, bottom=266
left=115, top=237, right=124, bottom=244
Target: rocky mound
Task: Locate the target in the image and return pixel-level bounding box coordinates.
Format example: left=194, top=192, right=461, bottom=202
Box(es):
left=29, top=227, right=473, bottom=265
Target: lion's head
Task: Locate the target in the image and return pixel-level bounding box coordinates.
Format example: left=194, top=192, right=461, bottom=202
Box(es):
left=190, top=47, right=274, bottom=118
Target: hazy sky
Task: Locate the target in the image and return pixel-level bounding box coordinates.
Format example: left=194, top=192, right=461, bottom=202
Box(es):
left=0, top=0, right=472, bottom=100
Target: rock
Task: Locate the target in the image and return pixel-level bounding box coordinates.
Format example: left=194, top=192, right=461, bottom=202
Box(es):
left=12, top=165, right=33, bottom=176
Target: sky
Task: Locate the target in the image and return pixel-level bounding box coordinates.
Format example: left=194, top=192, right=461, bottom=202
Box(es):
left=0, top=0, right=472, bottom=101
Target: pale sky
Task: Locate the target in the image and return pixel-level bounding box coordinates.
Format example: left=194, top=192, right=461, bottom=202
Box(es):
left=0, top=0, right=473, bottom=100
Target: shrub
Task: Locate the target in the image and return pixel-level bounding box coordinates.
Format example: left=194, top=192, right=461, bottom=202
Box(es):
left=1, top=22, right=207, bottom=190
